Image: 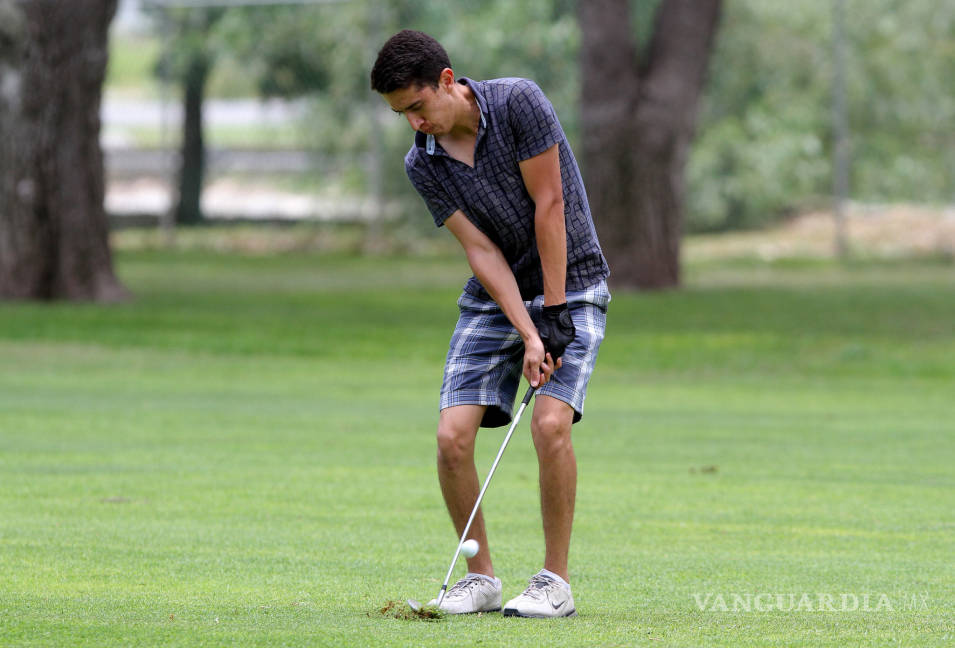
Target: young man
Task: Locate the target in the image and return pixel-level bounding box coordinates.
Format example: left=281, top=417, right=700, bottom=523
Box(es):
left=371, top=30, right=609, bottom=618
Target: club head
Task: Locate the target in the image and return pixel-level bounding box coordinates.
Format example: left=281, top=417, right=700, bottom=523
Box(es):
left=406, top=598, right=422, bottom=612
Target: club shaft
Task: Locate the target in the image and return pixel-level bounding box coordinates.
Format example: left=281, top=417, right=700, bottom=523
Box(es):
left=436, top=385, right=535, bottom=606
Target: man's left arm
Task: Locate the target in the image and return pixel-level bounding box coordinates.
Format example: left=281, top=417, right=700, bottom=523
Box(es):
left=519, top=143, right=576, bottom=361
left=519, top=144, right=566, bottom=307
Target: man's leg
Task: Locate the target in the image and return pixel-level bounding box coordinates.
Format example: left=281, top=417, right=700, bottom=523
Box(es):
left=436, top=404, right=495, bottom=577
left=503, top=283, right=607, bottom=617
left=501, top=394, right=578, bottom=618
left=529, top=395, right=576, bottom=582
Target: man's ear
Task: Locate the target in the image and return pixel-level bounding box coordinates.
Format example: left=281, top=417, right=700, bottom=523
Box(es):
left=438, top=67, right=455, bottom=90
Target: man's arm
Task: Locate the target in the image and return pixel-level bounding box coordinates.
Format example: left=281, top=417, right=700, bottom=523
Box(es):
left=518, top=143, right=576, bottom=361
left=519, top=144, right=566, bottom=307
left=444, top=211, right=557, bottom=388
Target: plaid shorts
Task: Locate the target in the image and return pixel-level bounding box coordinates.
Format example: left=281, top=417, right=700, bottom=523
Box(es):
left=440, top=280, right=610, bottom=428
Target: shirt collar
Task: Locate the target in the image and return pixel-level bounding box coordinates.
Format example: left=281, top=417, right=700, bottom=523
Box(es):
left=416, top=77, right=487, bottom=156
left=459, top=77, right=488, bottom=128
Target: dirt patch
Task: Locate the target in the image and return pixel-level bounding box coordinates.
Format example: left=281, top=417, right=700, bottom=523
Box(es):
left=375, top=600, right=446, bottom=621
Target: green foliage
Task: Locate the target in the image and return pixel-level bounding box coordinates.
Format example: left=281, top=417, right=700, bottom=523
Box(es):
left=216, top=8, right=330, bottom=98
left=145, top=5, right=227, bottom=84
left=1, top=252, right=953, bottom=646
left=257, top=0, right=584, bottom=224
left=690, top=0, right=955, bottom=231
left=847, top=0, right=955, bottom=202
left=124, top=0, right=954, bottom=232
left=689, top=3, right=830, bottom=231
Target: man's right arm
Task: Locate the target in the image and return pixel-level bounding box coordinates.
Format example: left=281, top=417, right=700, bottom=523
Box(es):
left=444, top=211, right=557, bottom=388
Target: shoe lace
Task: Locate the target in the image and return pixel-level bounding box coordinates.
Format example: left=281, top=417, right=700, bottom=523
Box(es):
left=446, top=575, right=486, bottom=599
left=522, top=574, right=558, bottom=601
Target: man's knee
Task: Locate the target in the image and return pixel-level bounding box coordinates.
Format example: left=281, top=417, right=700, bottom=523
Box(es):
left=530, top=399, right=574, bottom=456
left=436, top=410, right=479, bottom=471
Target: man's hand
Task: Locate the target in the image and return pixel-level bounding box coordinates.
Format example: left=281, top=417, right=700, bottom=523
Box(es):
left=442, top=212, right=568, bottom=388
left=523, top=334, right=561, bottom=388
left=537, top=303, right=576, bottom=360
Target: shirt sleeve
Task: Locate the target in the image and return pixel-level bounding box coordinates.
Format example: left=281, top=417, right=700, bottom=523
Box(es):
left=406, top=155, right=457, bottom=228
left=507, top=79, right=564, bottom=162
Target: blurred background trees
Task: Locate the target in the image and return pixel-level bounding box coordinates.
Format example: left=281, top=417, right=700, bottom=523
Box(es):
left=151, top=5, right=228, bottom=225
left=123, top=0, right=952, bottom=233
left=691, top=0, right=954, bottom=232
left=2, top=0, right=953, bottom=299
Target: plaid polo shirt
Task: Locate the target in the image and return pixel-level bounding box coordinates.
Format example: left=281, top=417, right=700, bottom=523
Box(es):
left=405, top=77, right=609, bottom=301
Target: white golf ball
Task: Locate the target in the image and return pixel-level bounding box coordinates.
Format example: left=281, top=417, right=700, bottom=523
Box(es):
left=460, top=539, right=479, bottom=558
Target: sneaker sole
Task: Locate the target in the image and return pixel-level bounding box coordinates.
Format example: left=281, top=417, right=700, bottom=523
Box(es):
left=442, top=607, right=502, bottom=615
left=502, top=607, right=578, bottom=618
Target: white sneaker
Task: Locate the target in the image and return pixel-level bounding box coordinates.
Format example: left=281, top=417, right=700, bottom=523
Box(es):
left=428, top=573, right=502, bottom=614
left=503, top=571, right=577, bottom=618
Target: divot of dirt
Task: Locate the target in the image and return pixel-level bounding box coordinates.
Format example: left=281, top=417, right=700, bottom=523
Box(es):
left=375, top=600, right=445, bottom=621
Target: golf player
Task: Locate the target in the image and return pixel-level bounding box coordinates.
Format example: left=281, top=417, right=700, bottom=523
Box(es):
left=371, top=30, right=610, bottom=618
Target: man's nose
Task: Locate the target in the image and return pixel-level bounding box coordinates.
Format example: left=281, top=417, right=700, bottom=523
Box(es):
left=407, top=113, right=425, bottom=131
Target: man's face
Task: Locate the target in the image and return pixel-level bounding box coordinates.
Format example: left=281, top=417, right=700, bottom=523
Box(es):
left=384, top=74, right=453, bottom=136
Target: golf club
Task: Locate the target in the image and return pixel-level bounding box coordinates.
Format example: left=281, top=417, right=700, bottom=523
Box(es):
left=431, top=384, right=537, bottom=608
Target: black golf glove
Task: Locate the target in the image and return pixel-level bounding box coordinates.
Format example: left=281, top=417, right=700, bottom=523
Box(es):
left=537, top=303, right=576, bottom=360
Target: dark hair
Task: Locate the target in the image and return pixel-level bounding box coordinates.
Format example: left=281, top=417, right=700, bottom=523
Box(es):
left=370, top=30, right=451, bottom=94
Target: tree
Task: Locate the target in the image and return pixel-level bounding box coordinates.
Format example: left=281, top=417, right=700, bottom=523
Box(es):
left=150, top=6, right=227, bottom=225
left=0, top=0, right=126, bottom=301
left=578, top=0, right=722, bottom=289
left=150, top=3, right=332, bottom=225
left=176, top=26, right=214, bottom=226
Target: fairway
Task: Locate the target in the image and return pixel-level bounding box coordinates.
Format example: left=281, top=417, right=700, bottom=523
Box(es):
left=1, top=250, right=952, bottom=647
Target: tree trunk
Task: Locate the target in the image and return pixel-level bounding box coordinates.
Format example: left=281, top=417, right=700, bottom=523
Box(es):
left=579, top=0, right=722, bottom=289
left=176, top=52, right=209, bottom=225
left=0, top=0, right=126, bottom=301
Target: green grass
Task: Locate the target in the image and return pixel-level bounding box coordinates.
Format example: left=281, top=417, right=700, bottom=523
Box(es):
left=1, top=248, right=953, bottom=646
